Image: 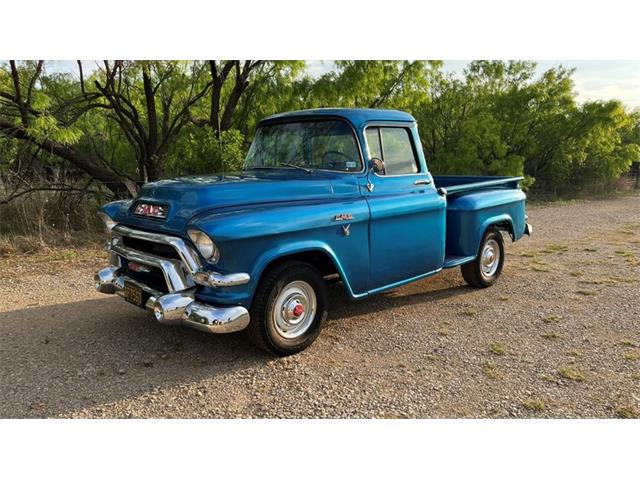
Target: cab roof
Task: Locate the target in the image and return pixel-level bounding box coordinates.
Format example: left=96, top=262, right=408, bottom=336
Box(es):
left=258, top=108, right=416, bottom=129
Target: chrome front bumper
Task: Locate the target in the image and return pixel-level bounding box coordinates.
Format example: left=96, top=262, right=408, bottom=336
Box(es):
left=94, top=225, right=251, bottom=334
left=95, top=266, right=250, bottom=333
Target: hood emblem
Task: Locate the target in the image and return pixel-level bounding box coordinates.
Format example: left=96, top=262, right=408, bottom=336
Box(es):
left=134, top=203, right=169, bottom=219
left=334, top=213, right=353, bottom=221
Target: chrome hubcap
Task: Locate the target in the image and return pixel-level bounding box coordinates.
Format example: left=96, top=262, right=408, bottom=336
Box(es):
left=272, top=280, right=317, bottom=339
left=480, top=239, right=500, bottom=278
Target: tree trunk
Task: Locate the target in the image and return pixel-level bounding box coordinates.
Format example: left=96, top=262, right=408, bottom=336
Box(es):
left=0, top=121, right=136, bottom=197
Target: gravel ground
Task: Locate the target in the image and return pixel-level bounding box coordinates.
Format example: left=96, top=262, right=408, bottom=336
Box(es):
left=1, top=194, right=639, bottom=418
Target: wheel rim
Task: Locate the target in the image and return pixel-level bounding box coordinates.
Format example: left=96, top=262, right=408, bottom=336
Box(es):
left=480, top=238, right=500, bottom=278
left=272, top=280, right=317, bottom=339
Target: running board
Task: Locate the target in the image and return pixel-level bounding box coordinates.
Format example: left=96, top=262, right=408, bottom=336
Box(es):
left=443, top=255, right=476, bottom=269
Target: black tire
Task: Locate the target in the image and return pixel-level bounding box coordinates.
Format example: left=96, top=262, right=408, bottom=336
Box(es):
left=461, top=227, right=505, bottom=288
left=247, top=261, right=328, bottom=356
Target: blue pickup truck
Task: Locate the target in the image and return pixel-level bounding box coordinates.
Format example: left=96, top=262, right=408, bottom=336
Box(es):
left=95, top=108, right=531, bottom=355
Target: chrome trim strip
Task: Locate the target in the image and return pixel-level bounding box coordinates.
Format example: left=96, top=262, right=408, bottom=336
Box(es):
left=110, top=241, right=194, bottom=292
left=183, top=303, right=250, bottom=334
left=112, top=225, right=250, bottom=290
left=113, top=224, right=202, bottom=274
left=193, top=271, right=251, bottom=288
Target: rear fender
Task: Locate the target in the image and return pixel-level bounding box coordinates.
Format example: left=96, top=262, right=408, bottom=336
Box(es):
left=478, top=214, right=515, bottom=249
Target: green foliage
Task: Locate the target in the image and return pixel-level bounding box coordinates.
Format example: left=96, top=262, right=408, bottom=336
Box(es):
left=1, top=60, right=639, bottom=199
left=307, top=61, right=441, bottom=109
left=27, top=114, right=83, bottom=145
left=416, top=61, right=639, bottom=193
left=166, top=127, right=245, bottom=176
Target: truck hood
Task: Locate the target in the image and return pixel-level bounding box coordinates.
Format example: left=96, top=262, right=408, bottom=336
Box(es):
left=112, top=172, right=358, bottom=234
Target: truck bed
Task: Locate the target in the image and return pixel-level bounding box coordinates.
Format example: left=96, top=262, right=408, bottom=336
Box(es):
left=433, top=175, right=527, bottom=266
left=433, top=175, right=524, bottom=195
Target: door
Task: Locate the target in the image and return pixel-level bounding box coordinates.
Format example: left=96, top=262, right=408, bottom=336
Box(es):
left=363, top=125, right=446, bottom=291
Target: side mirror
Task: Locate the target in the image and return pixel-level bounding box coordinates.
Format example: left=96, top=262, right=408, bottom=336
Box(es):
left=369, top=157, right=385, bottom=175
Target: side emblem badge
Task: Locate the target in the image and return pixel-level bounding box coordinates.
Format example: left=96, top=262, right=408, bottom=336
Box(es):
left=334, top=214, right=353, bottom=237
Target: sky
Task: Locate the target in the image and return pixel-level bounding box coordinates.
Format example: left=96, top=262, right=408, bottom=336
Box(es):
left=47, top=60, right=640, bottom=109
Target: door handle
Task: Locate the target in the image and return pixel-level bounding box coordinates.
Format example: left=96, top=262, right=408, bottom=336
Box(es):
left=413, top=179, right=432, bottom=185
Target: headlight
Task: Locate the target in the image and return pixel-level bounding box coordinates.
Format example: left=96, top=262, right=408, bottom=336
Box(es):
left=97, top=212, right=117, bottom=234
left=187, top=229, right=220, bottom=263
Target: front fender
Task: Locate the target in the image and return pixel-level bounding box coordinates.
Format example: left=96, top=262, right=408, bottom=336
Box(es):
left=189, top=198, right=370, bottom=308
left=101, top=199, right=133, bottom=222
left=251, top=240, right=359, bottom=298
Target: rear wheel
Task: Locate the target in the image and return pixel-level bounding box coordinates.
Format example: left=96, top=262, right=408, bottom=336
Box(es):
left=461, top=227, right=505, bottom=288
left=247, top=261, right=328, bottom=356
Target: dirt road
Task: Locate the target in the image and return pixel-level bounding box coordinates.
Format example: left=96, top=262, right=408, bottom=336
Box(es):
left=1, top=194, right=639, bottom=418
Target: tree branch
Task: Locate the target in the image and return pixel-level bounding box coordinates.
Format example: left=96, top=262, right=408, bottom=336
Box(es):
left=0, top=120, right=136, bottom=197
left=9, top=61, right=29, bottom=125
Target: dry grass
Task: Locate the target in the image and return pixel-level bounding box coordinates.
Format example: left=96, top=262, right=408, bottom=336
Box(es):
left=543, top=315, right=561, bottom=324
left=489, top=343, right=507, bottom=356
left=539, top=373, right=558, bottom=384
left=614, top=406, right=638, bottom=419
left=481, top=361, right=503, bottom=380
left=575, top=289, right=597, bottom=296
left=532, top=264, right=550, bottom=272
left=0, top=189, right=104, bottom=255
left=541, top=244, right=569, bottom=254
left=0, top=231, right=103, bottom=256
left=542, top=332, right=561, bottom=340
left=522, top=399, right=545, bottom=412
left=558, top=366, right=585, bottom=382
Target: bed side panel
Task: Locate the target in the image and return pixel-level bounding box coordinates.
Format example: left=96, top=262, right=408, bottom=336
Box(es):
left=445, top=189, right=526, bottom=257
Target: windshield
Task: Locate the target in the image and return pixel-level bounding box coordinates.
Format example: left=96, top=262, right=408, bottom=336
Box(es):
left=243, top=120, right=362, bottom=172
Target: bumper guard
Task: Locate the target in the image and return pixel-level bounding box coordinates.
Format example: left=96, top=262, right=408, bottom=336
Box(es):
left=94, top=266, right=249, bottom=333
left=94, top=225, right=251, bottom=334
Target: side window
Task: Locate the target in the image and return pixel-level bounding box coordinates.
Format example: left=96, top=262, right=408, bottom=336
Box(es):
left=365, top=127, right=382, bottom=160
left=380, top=127, right=419, bottom=175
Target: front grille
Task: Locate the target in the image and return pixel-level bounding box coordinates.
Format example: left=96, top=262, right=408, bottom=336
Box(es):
left=111, top=226, right=195, bottom=293
left=121, top=236, right=181, bottom=260
left=121, top=261, right=169, bottom=293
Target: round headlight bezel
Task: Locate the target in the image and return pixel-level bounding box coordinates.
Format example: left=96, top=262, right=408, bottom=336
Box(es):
left=97, top=211, right=117, bottom=234
left=187, top=229, right=220, bottom=264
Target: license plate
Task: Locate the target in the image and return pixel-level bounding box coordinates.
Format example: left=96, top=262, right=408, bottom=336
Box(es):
left=123, top=281, right=144, bottom=307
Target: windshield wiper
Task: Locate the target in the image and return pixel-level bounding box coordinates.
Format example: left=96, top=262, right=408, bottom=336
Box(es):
left=281, top=163, right=313, bottom=174
left=244, top=164, right=313, bottom=174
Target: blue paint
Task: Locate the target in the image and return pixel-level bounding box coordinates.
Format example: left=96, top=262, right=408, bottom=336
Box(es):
left=102, top=108, right=529, bottom=309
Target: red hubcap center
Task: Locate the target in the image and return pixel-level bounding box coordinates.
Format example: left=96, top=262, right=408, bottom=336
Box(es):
left=292, top=304, right=304, bottom=317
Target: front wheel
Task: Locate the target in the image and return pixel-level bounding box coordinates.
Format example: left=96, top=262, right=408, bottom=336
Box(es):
left=247, top=261, right=328, bottom=356
left=461, top=227, right=505, bottom=288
